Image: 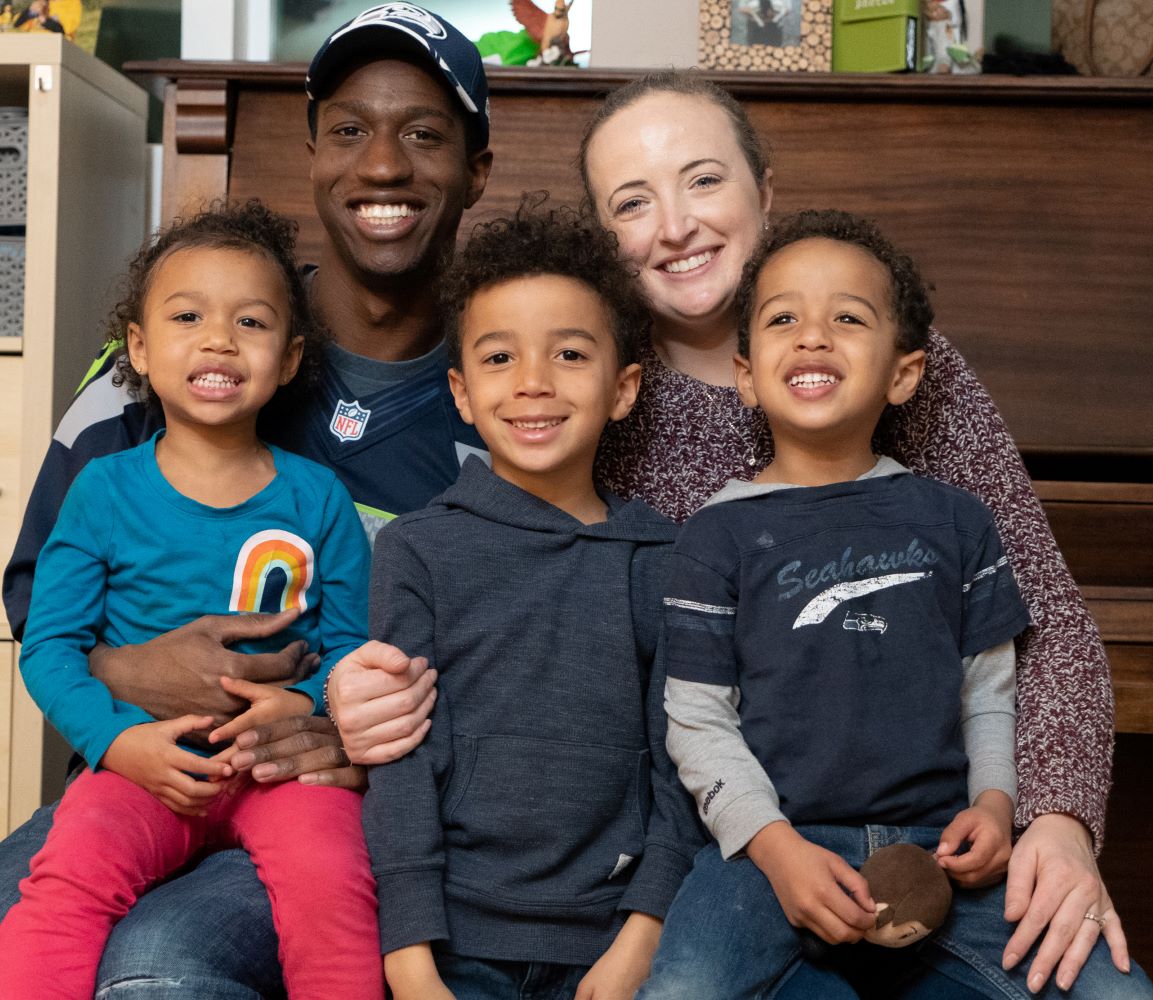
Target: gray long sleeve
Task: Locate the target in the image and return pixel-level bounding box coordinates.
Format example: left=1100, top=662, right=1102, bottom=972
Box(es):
left=666, top=638, right=1017, bottom=860
left=962, top=639, right=1017, bottom=805
left=665, top=677, right=786, bottom=860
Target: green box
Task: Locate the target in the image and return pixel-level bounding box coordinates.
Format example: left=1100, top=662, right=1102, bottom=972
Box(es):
left=833, top=0, right=920, bottom=72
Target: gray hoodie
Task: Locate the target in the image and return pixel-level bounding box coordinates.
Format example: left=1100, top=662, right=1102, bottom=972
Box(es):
left=364, top=457, right=702, bottom=966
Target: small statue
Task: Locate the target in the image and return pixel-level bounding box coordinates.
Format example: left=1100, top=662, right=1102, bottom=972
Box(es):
left=510, top=0, right=577, bottom=66
left=922, top=0, right=981, bottom=74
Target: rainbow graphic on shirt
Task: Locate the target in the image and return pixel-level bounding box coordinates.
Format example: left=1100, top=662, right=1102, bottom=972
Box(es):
left=229, top=530, right=316, bottom=614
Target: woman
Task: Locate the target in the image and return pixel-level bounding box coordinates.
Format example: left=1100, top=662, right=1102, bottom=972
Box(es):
left=579, top=71, right=1135, bottom=997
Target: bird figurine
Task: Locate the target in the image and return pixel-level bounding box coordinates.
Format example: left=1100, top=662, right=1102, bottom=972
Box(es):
left=510, top=0, right=576, bottom=65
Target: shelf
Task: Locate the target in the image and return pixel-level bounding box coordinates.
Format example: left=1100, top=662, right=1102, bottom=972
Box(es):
left=0, top=36, right=148, bottom=833
left=124, top=59, right=1153, bottom=107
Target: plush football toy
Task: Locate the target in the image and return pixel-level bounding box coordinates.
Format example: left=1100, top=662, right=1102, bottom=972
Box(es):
left=860, top=843, right=953, bottom=947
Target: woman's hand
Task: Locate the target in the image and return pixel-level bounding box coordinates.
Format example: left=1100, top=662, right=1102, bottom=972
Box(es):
left=326, top=641, right=437, bottom=765
left=1002, top=813, right=1130, bottom=992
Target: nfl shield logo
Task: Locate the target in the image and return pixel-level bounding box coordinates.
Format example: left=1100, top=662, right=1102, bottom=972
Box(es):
left=330, top=400, right=371, bottom=442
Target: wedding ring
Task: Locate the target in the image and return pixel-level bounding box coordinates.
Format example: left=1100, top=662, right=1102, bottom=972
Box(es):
left=1084, top=911, right=1107, bottom=929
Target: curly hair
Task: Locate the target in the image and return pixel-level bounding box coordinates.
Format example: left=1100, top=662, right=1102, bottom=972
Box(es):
left=577, top=70, right=771, bottom=208
left=439, top=194, right=650, bottom=370
left=106, top=199, right=327, bottom=410
left=736, top=209, right=934, bottom=358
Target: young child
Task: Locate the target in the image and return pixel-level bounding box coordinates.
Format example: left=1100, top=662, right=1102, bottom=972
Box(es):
left=362, top=203, right=702, bottom=1000
left=638, top=209, right=1035, bottom=999
left=0, top=202, right=384, bottom=1000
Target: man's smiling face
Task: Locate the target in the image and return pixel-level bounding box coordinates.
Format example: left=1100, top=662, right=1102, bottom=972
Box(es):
left=309, top=57, right=490, bottom=286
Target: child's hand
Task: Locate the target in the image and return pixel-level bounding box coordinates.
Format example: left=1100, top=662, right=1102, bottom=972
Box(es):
left=383, top=944, right=456, bottom=1000
left=936, top=789, right=1014, bottom=887
left=576, top=912, right=662, bottom=999
left=203, top=741, right=242, bottom=780
left=206, top=677, right=312, bottom=748
left=747, top=821, right=876, bottom=945
left=101, top=716, right=233, bottom=815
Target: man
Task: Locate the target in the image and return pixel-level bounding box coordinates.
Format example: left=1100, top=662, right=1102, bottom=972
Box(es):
left=0, top=5, right=489, bottom=996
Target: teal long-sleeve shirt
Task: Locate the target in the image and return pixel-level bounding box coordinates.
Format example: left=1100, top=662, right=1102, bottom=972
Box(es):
left=19, top=433, right=369, bottom=769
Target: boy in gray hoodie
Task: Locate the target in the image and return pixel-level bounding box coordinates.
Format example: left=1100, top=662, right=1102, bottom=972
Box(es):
left=363, top=203, right=702, bottom=1000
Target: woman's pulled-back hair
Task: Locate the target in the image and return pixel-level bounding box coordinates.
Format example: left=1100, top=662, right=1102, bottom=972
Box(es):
left=578, top=70, right=771, bottom=206
left=106, top=198, right=326, bottom=409
left=440, top=193, right=650, bottom=369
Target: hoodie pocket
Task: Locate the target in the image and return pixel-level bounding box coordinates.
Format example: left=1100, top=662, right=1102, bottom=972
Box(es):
left=442, top=734, right=648, bottom=915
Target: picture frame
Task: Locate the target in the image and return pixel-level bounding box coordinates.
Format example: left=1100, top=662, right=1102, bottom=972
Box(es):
left=699, top=0, right=832, bottom=72
left=1, top=0, right=97, bottom=46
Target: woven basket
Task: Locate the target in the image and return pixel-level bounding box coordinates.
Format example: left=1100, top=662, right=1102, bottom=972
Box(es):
left=1053, top=0, right=1153, bottom=76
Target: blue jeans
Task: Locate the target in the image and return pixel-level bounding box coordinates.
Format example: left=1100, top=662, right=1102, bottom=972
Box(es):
left=776, top=960, right=985, bottom=999
left=638, top=825, right=1153, bottom=1000
left=0, top=801, right=285, bottom=999
left=438, top=953, right=590, bottom=1000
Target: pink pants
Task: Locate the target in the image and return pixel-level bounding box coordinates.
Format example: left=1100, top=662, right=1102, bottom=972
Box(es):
left=0, top=768, right=384, bottom=1000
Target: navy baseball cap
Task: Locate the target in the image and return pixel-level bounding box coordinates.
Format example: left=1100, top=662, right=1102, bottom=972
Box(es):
left=306, top=3, right=490, bottom=149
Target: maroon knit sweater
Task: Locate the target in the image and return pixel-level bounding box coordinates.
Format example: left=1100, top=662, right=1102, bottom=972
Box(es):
left=596, top=332, right=1114, bottom=848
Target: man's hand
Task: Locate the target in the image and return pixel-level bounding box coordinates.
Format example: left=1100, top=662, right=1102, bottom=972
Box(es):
left=101, top=716, right=233, bottom=815
left=747, top=821, right=876, bottom=945
left=936, top=789, right=1014, bottom=887
left=384, top=943, right=456, bottom=1000
left=89, top=609, right=316, bottom=726
left=326, top=641, right=437, bottom=765
left=576, top=912, right=662, bottom=999
left=229, top=714, right=365, bottom=789
left=1002, top=813, right=1130, bottom=993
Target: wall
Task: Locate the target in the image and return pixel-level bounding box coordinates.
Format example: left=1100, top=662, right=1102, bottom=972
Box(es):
left=589, top=0, right=700, bottom=68
left=180, top=0, right=701, bottom=69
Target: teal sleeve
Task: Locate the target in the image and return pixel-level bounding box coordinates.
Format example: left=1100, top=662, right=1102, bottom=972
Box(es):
left=286, top=476, right=371, bottom=713
left=18, top=464, right=153, bottom=768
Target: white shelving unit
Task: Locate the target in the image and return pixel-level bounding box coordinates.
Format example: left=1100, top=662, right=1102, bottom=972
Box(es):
left=0, top=35, right=147, bottom=834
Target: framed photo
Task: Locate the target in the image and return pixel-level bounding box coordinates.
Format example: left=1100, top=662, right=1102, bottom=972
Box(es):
left=699, top=0, right=832, bottom=72
left=2, top=0, right=97, bottom=46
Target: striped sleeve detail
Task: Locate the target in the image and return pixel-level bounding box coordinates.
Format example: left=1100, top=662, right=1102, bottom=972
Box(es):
left=662, top=597, right=736, bottom=615
left=962, top=555, right=1011, bottom=592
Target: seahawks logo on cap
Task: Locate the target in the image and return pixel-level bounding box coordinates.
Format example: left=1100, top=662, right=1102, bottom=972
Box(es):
left=333, top=3, right=448, bottom=43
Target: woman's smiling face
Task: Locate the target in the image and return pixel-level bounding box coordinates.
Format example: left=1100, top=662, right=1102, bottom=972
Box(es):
left=584, top=91, right=772, bottom=337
